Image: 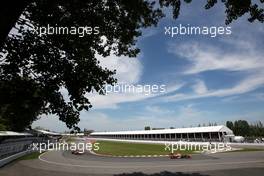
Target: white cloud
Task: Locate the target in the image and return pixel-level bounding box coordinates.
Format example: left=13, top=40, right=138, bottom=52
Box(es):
left=162, top=73, right=264, bottom=102
left=87, top=91, right=153, bottom=109
left=221, top=92, right=264, bottom=103
left=145, top=105, right=174, bottom=114
left=192, top=80, right=208, bottom=94
left=96, top=53, right=143, bottom=84
left=173, top=104, right=215, bottom=126
left=140, top=28, right=159, bottom=39
left=168, top=42, right=263, bottom=75
left=32, top=115, right=68, bottom=132
left=61, top=50, right=185, bottom=109
left=207, top=73, right=264, bottom=97
left=32, top=103, right=264, bottom=132
left=78, top=111, right=180, bottom=131
left=87, top=83, right=184, bottom=109
left=163, top=38, right=264, bottom=102
left=77, top=110, right=207, bottom=131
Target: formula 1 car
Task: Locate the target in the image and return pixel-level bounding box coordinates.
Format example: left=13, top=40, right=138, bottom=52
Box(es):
left=71, top=149, right=84, bottom=155
left=169, top=153, right=191, bottom=159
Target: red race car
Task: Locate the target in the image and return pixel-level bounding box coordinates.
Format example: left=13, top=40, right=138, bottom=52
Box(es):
left=169, top=153, right=191, bottom=159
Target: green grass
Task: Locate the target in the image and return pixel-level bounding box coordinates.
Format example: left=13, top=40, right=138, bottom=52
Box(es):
left=17, top=152, right=43, bottom=160
left=63, top=136, right=76, bottom=143
left=227, top=148, right=264, bottom=153
left=93, top=140, right=199, bottom=156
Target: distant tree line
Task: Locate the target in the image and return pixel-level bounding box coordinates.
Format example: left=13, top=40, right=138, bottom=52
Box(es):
left=198, top=122, right=218, bottom=127
left=226, top=120, right=264, bottom=137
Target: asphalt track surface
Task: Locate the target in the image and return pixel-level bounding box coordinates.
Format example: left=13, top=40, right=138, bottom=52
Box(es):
left=0, top=150, right=264, bottom=176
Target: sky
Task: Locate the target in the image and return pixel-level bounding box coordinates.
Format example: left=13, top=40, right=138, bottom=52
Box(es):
left=32, top=1, right=264, bottom=132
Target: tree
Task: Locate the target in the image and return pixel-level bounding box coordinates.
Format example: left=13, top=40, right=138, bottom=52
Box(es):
left=205, top=0, right=264, bottom=24
left=144, top=126, right=151, bottom=130
left=0, top=0, right=31, bottom=47
left=0, top=0, right=263, bottom=131
left=1, top=0, right=263, bottom=49
left=226, top=121, right=234, bottom=131
left=84, top=129, right=94, bottom=136
left=0, top=77, right=46, bottom=131
left=226, top=120, right=264, bottom=137
left=249, top=121, right=264, bottom=137
left=0, top=117, right=8, bottom=130
left=0, top=0, right=165, bottom=131
left=233, top=120, right=250, bottom=136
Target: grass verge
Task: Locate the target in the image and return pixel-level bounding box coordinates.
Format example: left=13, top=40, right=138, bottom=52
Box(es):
left=63, top=136, right=76, bottom=143
left=227, top=148, right=264, bottom=153
left=17, top=151, right=44, bottom=160
left=93, top=140, right=199, bottom=156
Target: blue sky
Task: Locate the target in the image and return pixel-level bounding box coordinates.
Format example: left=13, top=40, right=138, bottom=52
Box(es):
left=33, top=1, right=264, bottom=132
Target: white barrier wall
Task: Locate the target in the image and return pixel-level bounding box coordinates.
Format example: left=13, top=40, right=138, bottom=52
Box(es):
left=0, top=150, right=33, bottom=167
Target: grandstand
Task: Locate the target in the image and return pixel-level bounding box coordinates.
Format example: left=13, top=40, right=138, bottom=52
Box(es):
left=90, top=125, right=235, bottom=142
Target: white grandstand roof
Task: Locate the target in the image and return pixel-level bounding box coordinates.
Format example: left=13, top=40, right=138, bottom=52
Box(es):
left=35, top=129, right=83, bottom=136
left=62, top=133, right=84, bottom=136
left=0, top=131, right=33, bottom=136
left=36, top=129, right=61, bottom=135
left=91, top=125, right=233, bottom=135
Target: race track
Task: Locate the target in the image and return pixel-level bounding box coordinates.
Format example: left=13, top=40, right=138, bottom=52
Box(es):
left=1, top=148, right=264, bottom=176
left=20, top=150, right=264, bottom=175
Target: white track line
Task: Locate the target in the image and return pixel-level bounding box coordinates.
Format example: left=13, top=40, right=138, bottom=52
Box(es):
left=90, top=150, right=168, bottom=158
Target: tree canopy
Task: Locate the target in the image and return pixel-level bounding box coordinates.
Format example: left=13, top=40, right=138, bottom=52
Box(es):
left=0, top=0, right=164, bottom=131
left=226, top=120, right=264, bottom=137
left=0, top=0, right=263, bottom=131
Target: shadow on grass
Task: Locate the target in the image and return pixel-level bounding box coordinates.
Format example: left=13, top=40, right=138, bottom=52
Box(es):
left=115, top=171, right=209, bottom=176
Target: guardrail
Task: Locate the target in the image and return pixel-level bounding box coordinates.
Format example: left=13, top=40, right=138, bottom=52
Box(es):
left=0, top=149, right=33, bottom=167
left=0, top=137, right=52, bottom=167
